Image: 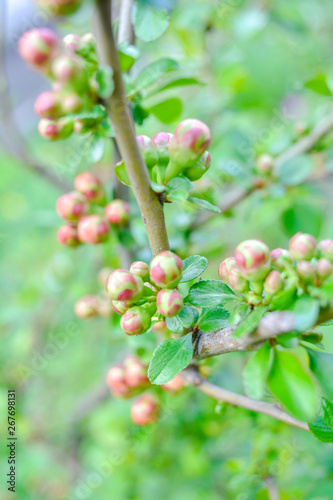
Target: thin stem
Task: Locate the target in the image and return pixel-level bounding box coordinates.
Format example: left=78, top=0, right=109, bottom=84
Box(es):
left=118, top=0, right=134, bottom=44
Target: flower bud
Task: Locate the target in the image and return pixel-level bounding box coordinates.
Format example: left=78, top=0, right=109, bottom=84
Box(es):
left=74, top=295, right=99, bottom=319
left=218, top=257, right=237, bottom=282
left=106, top=269, right=144, bottom=303
left=38, top=117, right=74, bottom=140
left=131, top=394, right=159, bottom=426
left=270, top=248, right=291, bottom=270
left=37, top=0, right=82, bottom=16
left=235, top=239, right=270, bottom=281
left=120, top=307, right=152, bottom=335
left=106, top=365, right=130, bottom=398
left=246, top=292, right=262, bottom=306
left=162, top=374, right=185, bottom=393
left=185, top=151, right=211, bottom=181
left=124, top=357, right=149, bottom=388
left=73, top=118, right=96, bottom=134
left=256, top=154, right=274, bottom=175
left=18, top=28, right=60, bottom=69
left=63, top=34, right=81, bottom=52
left=169, top=118, right=211, bottom=168
left=56, top=191, right=89, bottom=221
left=153, top=132, right=173, bottom=167
left=105, top=199, right=130, bottom=226
left=150, top=250, right=183, bottom=289
left=130, top=261, right=150, bottom=281
left=77, top=215, right=109, bottom=244
left=156, top=289, right=183, bottom=318
left=96, top=296, right=113, bottom=318
left=263, top=270, right=284, bottom=296
left=112, top=300, right=130, bottom=315
left=57, top=224, right=80, bottom=247
left=51, top=54, right=87, bottom=89
left=34, top=91, right=62, bottom=119
left=98, top=267, right=113, bottom=287
left=228, top=268, right=249, bottom=293
left=74, top=171, right=104, bottom=202
left=317, top=258, right=333, bottom=281
left=317, top=239, right=333, bottom=262
left=62, top=92, right=84, bottom=113
left=136, top=136, right=158, bottom=168
left=289, top=232, right=316, bottom=261
left=151, top=321, right=170, bottom=335
left=296, top=261, right=315, bottom=281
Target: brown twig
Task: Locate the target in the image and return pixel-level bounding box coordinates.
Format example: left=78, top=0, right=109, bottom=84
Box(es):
left=117, top=0, right=134, bottom=44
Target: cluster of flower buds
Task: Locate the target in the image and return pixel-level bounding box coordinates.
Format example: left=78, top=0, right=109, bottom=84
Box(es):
left=18, top=28, right=103, bottom=141
left=105, top=251, right=184, bottom=336
left=37, top=0, right=82, bottom=17
left=218, top=233, right=333, bottom=305
left=74, top=293, right=113, bottom=319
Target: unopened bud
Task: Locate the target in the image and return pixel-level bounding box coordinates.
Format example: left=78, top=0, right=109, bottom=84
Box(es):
left=74, top=171, right=104, bottom=202
left=130, top=261, right=150, bottom=281
left=264, top=270, right=284, bottom=296
left=63, top=34, right=81, bottom=52
left=162, top=374, right=185, bottom=393
left=34, top=91, right=62, bottom=119
left=317, top=258, right=333, bottom=281
left=57, top=224, right=80, bottom=247
left=77, top=215, right=109, bottom=244
left=270, top=248, right=291, bottom=270
left=150, top=250, right=183, bottom=289
left=120, top=307, right=152, bottom=335
left=228, top=268, right=249, bottom=293
left=153, top=132, right=173, bottom=167
left=51, top=54, right=87, bottom=89
left=106, top=365, right=130, bottom=398
left=218, top=257, right=237, bottom=281
left=98, top=267, right=113, bottom=287
left=124, top=357, right=149, bottom=388
left=18, top=28, right=60, bottom=69
left=317, top=239, right=333, bottom=262
left=169, top=118, right=211, bottom=169
left=136, top=135, right=158, bottom=168
left=256, top=154, right=274, bottom=175
left=235, top=239, right=270, bottom=281
left=106, top=269, right=144, bottom=303
left=37, top=0, right=82, bottom=16
left=56, top=191, right=89, bottom=221
left=38, top=117, right=74, bottom=140
left=289, top=232, right=316, bottom=261
left=151, top=321, right=170, bottom=335
left=105, top=199, right=130, bottom=226
left=186, top=151, right=211, bottom=181
left=112, top=300, right=131, bottom=315
left=156, top=289, right=183, bottom=317
left=62, top=92, right=84, bottom=113
left=74, top=295, right=99, bottom=319
left=296, top=260, right=315, bottom=281
left=131, top=394, right=159, bottom=426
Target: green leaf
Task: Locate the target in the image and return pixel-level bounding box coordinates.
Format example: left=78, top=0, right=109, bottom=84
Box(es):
left=166, top=188, right=188, bottom=202
left=165, top=306, right=196, bottom=333
left=187, top=280, right=235, bottom=307
left=96, top=65, right=114, bottom=98
left=267, top=350, right=318, bottom=421
left=287, top=296, right=320, bottom=332
left=118, top=42, right=140, bottom=72
left=271, top=287, right=297, bottom=310
left=166, top=176, right=193, bottom=193
left=304, top=74, right=332, bottom=96
left=180, top=255, right=208, bottom=283
left=155, top=76, right=204, bottom=93
left=321, top=396, right=333, bottom=427
left=278, top=155, right=313, bottom=186
left=133, top=58, right=179, bottom=92
left=131, top=2, right=170, bottom=42
left=148, top=334, right=193, bottom=385
left=198, top=306, right=230, bottom=332
left=188, top=197, right=221, bottom=214
left=242, top=343, right=271, bottom=400
left=233, top=306, right=269, bottom=338
left=115, top=161, right=131, bottom=186
left=281, top=202, right=323, bottom=238
left=309, top=397, right=333, bottom=443
left=149, top=97, right=182, bottom=124
left=308, top=349, right=333, bottom=399
left=86, top=133, right=105, bottom=163
left=165, top=315, right=183, bottom=334
left=150, top=181, right=165, bottom=193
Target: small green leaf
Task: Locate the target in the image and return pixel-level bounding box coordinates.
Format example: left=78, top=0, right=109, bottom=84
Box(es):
left=131, top=2, right=170, bottom=42
left=288, top=296, right=320, bottom=332
left=242, top=343, right=271, bottom=400
left=309, top=397, right=333, bottom=443
left=304, top=74, right=332, bottom=96
left=267, top=350, right=318, bottom=421
left=166, top=176, right=193, bottom=193
left=198, top=306, right=230, bottom=332
left=271, top=287, right=297, bottom=310
left=180, top=255, right=208, bottom=283
left=279, top=155, right=313, bottom=186
left=233, top=306, right=269, bottom=338
left=133, top=58, right=179, bottom=92
left=165, top=306, right=195, bottom=333
left=308, top=349, right=333, bottom=399
left=188, top=197, right=221, bottom=214
left=115, top=161, right=131, bottom=186
left=149, top=97, right=182, bottom=124
left=118, top=42, right=140, bottom=72
left=165, top=315, right=183, bottom=334
left=86, top=133, right=105, bottom=163
left=150, top=181, right=165, bottom=193
left=155, top=76, right=204, bottom=93
left=187, top=280, right=235, bottom=307
left=166, top=188, right=188, bottom=202
left=96, top=65, right=114, bottom=98
left=148, top=334, right=193, bottom=385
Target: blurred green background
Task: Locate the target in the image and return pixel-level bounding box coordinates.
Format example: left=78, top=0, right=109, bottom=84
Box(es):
left=2, top=0, right=333, bottom=498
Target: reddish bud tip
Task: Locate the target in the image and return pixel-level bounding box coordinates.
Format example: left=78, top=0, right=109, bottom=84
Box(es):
left=105, top=199, right=130, bottom=226
left=112, top=300, right=131, bottom=315
left=18, top=28, right=60, bottom=68
left=263, top=270, right=284, bottom=296
left=106, top=364, right=130, bottom=398
left=289, top=232, right=316, bottom=261
left=77, top=215, right=109, bottom=244
left=296, top=261, right=315, bottom=281
left=235, top=239, right=270, bottom=281
left=156, top=289, right=183, bottom=318
left=162, top=374, right=185, bottom=393
left=57, top=224, right=80, bottom=247
left=63, top=34, right=81, bottom=52
left=317, top=239, right=333, bottom=262
left=270, top=248, right=292, bottom=269
left=74, top=171, right=104, bottom=202
left=130, top=261, right=150, bottom=281
left=120, top=307, right=152, bottom=335
left=74, top=295, right=99, bottom=319
left=131, top=394, right=159, bottom=426
left=151, top=321, right=170, bottom=335
left=317, top=258, right=333, bottom=280
left=169, top=118, right=211, bottom=167
left=56, top=191, right=89, bottom=221
left=106, top=269, right=144, bottom=303
left=150, top=250, right=183, bottom=289
left=34, top=91, right=62, bottom=119
left=136, top=135, right=159, bottom=168
left=124, top=357, right=149, bottom=388
left=153, top=132, right=173, bottom=167
left=218, top=257, right=237, bottom=281
left=38, top=117, right=74, bottom=140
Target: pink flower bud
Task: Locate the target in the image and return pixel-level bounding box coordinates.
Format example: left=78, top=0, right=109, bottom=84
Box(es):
left=124, top=357, right=149, bottom=388
left=317, top=239, right=333, bottom=262
left=136, top=135, right=158, bottom=168
left=77, top=215, right=109, bottom=244
left=317, top=258, right=333, bottom=280
left=120, top=307, right=152, bottom=335
left=235, top=239, right=270, bottom=281
left=150, top=251, right=183, bottom=289
left=74, top=171, right=104, bottom=202
left=218, top=257, right=237, bottom=281
left=151, top=321, right=169, bottom=335
left=57, top=224, right=80, bottom=247
left=56, top=191, right=89, bottom=221
left=105, top=199, right=130, bottom=226
left=63, top=34, right=81, bottom=52
left=169, top=118, right=211, bottom=167
left=62, top=92, right=84, bottom=113
left=227, top=268, right=249, bottom=293
left=106, top=364, right=130, bottom=398
left=51, top=54, right=87, bottom=88
left=38, top=117, right=74, bottom=140
left=263, top=270, right=284, bottom=296
left=256, top=154, right=274, bottom=175
left=96, top=296, right=113, bottom=318
left=289, top=232, right=316, bottom=261
left=18, top=28, right=60, bottom=69
left=106, top=269, right=144, bottom=303
left=186, top=151, right=211, bottom=181
left=129, top=261, right=150, bottom=281
left=296, top=261, right=315, bottom=281
left=156, top=289, right=183, bottom=318
left=153, top=132, right=173, bottom=167
left=37, top=0, right=82, bottom=16
left=34, top=91, right=62, bottom=119
left=131, top=394, right=159, bottom=426
left=162, top=374, right=185, bottom=393
left=74, top=295, right=99, bottom=319
left=112, top=300, right=130, bottom=315
left=270, top=248, right=292, bottom=269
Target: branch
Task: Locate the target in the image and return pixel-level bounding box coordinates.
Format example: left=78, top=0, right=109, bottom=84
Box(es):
left=94, top=0, right=169, bottom=256
left=182, top=367, right=309, bottom=432
left=117, top=0, right=134, bottom=44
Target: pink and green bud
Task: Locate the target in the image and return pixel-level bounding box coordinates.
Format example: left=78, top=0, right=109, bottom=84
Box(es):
left=96, top=296, right=113, bottom=318
left=296, top=261, right=315, bottom=281
left=136, top=135, right=158, bottom=168
left=151, top=321, right=170, bottom=335
left=77, top=215, right=109, bottom=244
left=130, top=261, right=150, bottom=281
left=74, top=295, right=99, bottom=319
left=63, top=34, right=81, bottom=52
left=289, top=232, right=316, bottom=261
left=37, top=0, right=82, bottom=16
left=57, top=224, right=80, bottom=247
left=98, top=267, right=113, bottom=287
left=51, top=54, right=87, bottom=89
left=235, top=239, right=270, bottom=281
left=317, top=258, right=333, bottom=281
left=105, top=269, right=144, bottom=303
left=270, top=248, right=291, bottom=270
left=256, top=154, right=274, bottom=175
left=18, top=28, right=60, bottom=69
left=34, top=91, right=62, bottom=119
left=317, top=239, right=333, bottom=262
left=56, top=191, right=89, bottom=221
left=185, top=151, right=211, bottom=181
left=62, top=92, right=83, bottom=113
left=120, top=307, right=152, bottom=335
left=38, top=117, right=74, bottom=140
left=218, top=257, right=237, bottom=281
left=263, top=270, right=284, bottom=296
left=73, top=118, right=96, bottom=134
left=150, top=250, right=183, bottom=289
left=227, top=268, right=249, bottom=293
left=105, top=199, right=130, bottom=226
left=106, top=364, right=129, bottom=397
left=246, top=292, right=262, bottom=306
left=162, top=374, right=185, bottom=393
left=124, top=357, right=149, bottom=388
left=153, top=132, right=173, bottom=167
left=74, top=171, right=104, bottom=202
left=156, top=289, right=183, bottom=318
left=131, top=394, right=160, bottom=426
left=169, top=118, right=211, bottom=168
left=112, top=300, right=130, bottom=315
